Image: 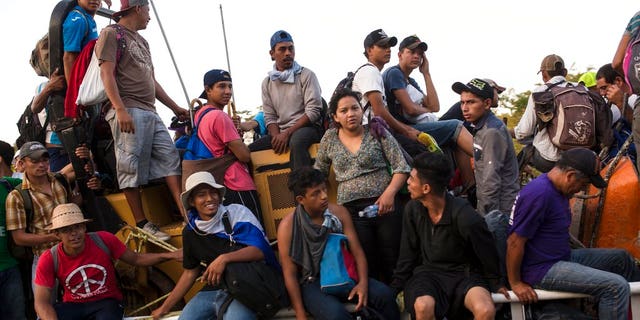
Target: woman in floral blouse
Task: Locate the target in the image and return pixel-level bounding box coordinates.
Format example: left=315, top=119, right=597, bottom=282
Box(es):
left=315, top=88, right=410, bottom=283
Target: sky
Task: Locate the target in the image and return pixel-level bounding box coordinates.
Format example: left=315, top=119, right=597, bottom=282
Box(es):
left=0, top=0, right=638, bottom=145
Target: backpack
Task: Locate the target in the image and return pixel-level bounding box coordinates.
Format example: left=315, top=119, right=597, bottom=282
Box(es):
left=532, top=82, right=612, bottom=150
left=331, top=63, right=371, bottom=103
left=623, top=32, right=640, bottom=95
left=6, top=173, right=71, bottom=260
left=183, top=107, right=216, bottom=160
left=29, top=33, right=50, bottom=77
left=217, top=212, right=287, bottom=319
left=16, top=101, right=48, bottom=149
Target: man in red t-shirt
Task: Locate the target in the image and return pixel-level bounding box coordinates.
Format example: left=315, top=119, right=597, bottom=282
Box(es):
left=34, top=203, right=182, bottom=320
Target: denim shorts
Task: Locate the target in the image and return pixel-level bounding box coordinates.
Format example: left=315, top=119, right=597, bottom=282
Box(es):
left=413, top=119, right=463, bottom=146
left=106, top=107, right=181, bottom=188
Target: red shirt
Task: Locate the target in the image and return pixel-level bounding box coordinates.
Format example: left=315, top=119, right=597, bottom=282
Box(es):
left=196, top=106, right=256, bottom=191
left=34, top=231, right=127, bottom=303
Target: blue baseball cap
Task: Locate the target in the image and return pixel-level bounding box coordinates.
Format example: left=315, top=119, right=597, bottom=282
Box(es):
left=270, top=30, right=293, bottom=49
left=199, top=69, right=232, bottom=99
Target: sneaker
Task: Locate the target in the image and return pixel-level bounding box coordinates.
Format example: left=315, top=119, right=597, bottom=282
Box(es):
left=142, top=221, right=170, bottom=241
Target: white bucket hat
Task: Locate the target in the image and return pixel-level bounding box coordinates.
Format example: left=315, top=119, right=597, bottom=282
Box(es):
left=46, top=203, right=92, bottom=230
left=180, top=171, right=226, bottom=210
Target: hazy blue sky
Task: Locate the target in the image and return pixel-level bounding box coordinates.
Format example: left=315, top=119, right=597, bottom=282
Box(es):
left=1, top=0, right=637, bottom=144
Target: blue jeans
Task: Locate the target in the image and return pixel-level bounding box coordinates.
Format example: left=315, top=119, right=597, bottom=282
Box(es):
left=300, top=278, right=400, bottom=320
left=178, top=289, right=256, bottom=320
left=412, top=119, right=462, bottom=146
left=537, top=248, right=635, bottom=320
left=54, top=298, right=123, bottom=320
left=248, top=126, right=321, bottom=169
left=47, top=147, right=70, bottom=172
left=0, top=265, right=26, bottom=320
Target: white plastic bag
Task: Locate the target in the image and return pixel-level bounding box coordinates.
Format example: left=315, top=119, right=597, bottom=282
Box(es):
left=76, top=51, right=107, bottom=106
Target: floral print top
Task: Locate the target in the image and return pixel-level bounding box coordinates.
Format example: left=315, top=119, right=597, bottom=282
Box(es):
left=315, top=125, right=410, bottom=204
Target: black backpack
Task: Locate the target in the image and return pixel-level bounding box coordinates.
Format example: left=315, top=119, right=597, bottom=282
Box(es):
left=16, top=101, right=48, bottom=149
left=331, top=63, right=371, bottom=102
left=217, top=212, right=288, bottom=319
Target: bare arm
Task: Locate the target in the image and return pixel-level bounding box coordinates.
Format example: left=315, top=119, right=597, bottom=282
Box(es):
left=506, top=232, right=538, bottom=303
left=277, top=213, right=307, bottom=319
left=227, top=139, right=251, bottom=163
left=11, top=229, right=58, bottom=247
left=393, top=88, right=429, bottom=117
left=32, top=69, right=65, bottom=113
left=63, top=52, right=79, bottom=87
left=151, top=267, right=199, bottom=319
left=100, top=59, right=136, bottom=133
left=613, top=34, right=631, bottom=74
left=239, top=119, right=259, bottom=132
left=155, top=80, right=189, bottom=121
left=119, top=248, right=182, bottom=267
left=420, top=53, right=440, bottom=112
left=34, top=285, right=58, bottom=320
left=368, top=91, right=419, bottom=140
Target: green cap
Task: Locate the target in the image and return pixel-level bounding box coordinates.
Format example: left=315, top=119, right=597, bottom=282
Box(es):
left=578, top=71, right=597, bottom=88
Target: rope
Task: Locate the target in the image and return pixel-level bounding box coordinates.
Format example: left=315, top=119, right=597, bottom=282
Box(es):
left=589, top=135, right=634, bottom=247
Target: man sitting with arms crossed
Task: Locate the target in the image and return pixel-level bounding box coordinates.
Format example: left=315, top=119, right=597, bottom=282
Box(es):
left=34, top=203, right=181, bottom=320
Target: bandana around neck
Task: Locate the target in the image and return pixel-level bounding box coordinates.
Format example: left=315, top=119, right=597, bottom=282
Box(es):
left=268, top=61, right=302, bottom=83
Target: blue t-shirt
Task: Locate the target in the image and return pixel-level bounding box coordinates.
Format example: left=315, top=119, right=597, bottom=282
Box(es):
left=253, top=111, right=267, bottom=136
left=381, top=65, right=424, bottom=124
left=508, top=173, right=571, bottom=285
left=63, top=6, right=98, bottom=52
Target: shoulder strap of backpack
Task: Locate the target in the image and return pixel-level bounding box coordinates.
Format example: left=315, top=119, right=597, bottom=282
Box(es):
left=88, top=232, right=111, bottom=257
left=51, top=243, right=60, bottom=274
left=545, top=80, right=565, bottom=92
left=53, top=173, right=72, bottom=201
left=354, top=63, right=372, bottom=76
left=107, top=24, right=127, bottom=63
left=15, top=184, right=33, bottom=232
left=221, top=211, right=236, bottom=245
left=52, top=233, right=112, bottom=275
left=194, top=107, right=215, bottom=131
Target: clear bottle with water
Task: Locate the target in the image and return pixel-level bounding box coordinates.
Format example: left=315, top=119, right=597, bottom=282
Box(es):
left=358, top=204, right=379, bottom=218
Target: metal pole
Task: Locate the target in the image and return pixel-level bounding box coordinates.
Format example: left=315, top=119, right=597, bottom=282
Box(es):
left=219, top=4, right=237, bottom=106
left=149, top=0, right=190, bottom=107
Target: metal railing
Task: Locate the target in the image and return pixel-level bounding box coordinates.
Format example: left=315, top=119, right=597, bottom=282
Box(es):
left=491, top=281, right=640, bottom=320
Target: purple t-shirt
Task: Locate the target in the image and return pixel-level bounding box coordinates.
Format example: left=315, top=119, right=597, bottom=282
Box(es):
left=508, top=173, right=571, bottom=285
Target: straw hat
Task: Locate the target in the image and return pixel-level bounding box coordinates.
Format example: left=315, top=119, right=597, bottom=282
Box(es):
left=46, top=203, right=92, bottom=230
left=180, top=171, right=226, bottom=210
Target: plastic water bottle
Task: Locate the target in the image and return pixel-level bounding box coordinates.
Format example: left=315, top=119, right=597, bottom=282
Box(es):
left=358, top=204, right=379, bottom=218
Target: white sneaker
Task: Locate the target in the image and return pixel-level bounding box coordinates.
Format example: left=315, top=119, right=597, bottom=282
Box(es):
left=142, top=222, right=170, bottom=241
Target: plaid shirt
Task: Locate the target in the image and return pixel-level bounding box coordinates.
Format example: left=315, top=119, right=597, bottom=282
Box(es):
left=5, top=173, right=68, bottom=255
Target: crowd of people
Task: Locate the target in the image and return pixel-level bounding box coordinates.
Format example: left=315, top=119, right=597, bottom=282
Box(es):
left=1, top=0, right=640, bottom=319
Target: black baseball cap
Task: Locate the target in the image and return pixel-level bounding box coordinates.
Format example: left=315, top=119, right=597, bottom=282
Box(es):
left=399, top=35, right=428, bottom=52
left=556, top=148, right=606, bottom=188
left=452, top=78, right=494, bottom=100
left=364, top=29, right=397, bottom=49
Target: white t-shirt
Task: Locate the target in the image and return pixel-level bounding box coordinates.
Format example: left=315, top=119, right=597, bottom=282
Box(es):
left=352, top=63, right=386, bottom=123
left=404, top=84, right=437, bottom=124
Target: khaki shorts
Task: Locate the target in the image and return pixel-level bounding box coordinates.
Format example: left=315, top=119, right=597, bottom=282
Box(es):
left=106, top=107, right=181, bottom=188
